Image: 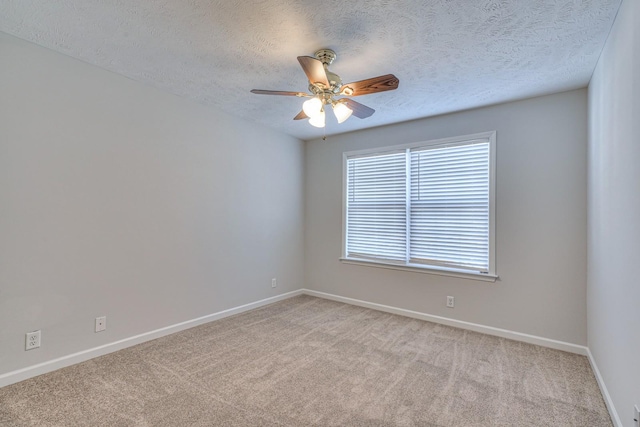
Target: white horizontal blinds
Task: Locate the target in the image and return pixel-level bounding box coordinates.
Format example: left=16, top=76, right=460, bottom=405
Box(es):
left=409, top=141, right=490, bottom=272
left=346, top=151, right=407, bottom=262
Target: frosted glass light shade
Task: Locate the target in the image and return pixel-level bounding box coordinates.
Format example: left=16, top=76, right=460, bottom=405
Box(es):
left=302, top=97, right=323, bottom=117
left=309, top=110, right=325, bottom=128
left=333, top=101, right=353, bottom=123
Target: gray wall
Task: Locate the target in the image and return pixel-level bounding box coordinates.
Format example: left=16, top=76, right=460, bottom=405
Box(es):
left=588, top=0, right=640, bottom=424
left=0, top=33, right=305, bottom=375
left=305, top=89, right=588, bottom=345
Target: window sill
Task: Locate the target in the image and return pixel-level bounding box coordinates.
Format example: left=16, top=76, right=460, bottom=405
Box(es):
left=339, top=258, right=498, bottom=282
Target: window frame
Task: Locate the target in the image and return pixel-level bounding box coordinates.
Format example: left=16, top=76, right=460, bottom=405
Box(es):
left=341, top=131, right=497, bottom=282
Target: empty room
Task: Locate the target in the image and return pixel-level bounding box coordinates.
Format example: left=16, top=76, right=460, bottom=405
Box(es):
left=1, top=0, right=638, bottom=426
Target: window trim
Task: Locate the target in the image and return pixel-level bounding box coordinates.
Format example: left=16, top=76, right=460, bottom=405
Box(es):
left=341, top=131, right=497, bottom=282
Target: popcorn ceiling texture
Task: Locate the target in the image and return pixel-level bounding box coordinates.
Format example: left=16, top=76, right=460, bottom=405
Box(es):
left=0, top=0, right=621, bottom=140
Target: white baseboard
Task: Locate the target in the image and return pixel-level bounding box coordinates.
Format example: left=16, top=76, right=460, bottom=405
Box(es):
left=301, top=289, right=589, bottom=356
left=0, top=290, right=304, bottom=388
left=586, top=348, right=622, bottom=427
left=3, top=286, right=615, bottom=427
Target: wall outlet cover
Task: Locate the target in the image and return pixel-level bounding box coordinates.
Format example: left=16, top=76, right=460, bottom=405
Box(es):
left=25, top=330, right=41, bottom=350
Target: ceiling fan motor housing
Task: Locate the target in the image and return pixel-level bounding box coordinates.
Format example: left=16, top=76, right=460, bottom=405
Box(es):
left=315, top=49, right=337, bottom=66
left=309, top=49, right=342, bottom=98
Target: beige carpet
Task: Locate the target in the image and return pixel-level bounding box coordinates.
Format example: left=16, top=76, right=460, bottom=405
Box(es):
left=0, top=295, right=612, bottom=426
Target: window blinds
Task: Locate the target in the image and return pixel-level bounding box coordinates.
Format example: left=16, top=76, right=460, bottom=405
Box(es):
left=409, top=141, right=490, bottom=272
left=346, top=151, right=407, bottom=262
left=345, top=139, right=491, bottom=273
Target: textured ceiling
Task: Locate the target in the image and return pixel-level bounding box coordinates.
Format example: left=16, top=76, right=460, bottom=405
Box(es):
left=0, top=0, right=621, bottom=140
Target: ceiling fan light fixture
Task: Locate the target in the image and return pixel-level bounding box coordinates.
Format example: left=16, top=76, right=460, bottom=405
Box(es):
left=251, top=48, right=399, bottom=129
left=333, top=100, right=353, bottom=123
left=302, top=97, right=323, bottom=118
left=308, top=109, right=326, bottom=128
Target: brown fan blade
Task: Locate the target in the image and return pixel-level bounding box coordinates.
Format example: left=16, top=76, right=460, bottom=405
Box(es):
left=342, top=99, right=375, bottom=119
left=251, top=89, right=308, bottom=97
left=297, top=56, right=330, bottom=87
left=340, top=74, right=399, bottom=96
left=293, top=110, right=308, bottom=120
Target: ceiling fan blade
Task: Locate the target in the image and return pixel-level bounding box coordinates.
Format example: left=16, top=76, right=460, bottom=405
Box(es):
left=340, top=74, right=399, bottom=96
left=293, top=110, right=308, bottom=120
left=250, top=89, right=308, bottom=96
left=342, top=99, right=375, bottom=119
left=297, top=56, right=330, bottom=87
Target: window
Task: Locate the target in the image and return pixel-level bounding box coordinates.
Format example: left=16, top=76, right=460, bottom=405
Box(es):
left=342, top=132, right=496, bottom=280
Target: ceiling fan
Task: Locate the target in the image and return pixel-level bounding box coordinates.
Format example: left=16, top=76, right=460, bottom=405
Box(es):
left=251, top=49, right=399, bottom=128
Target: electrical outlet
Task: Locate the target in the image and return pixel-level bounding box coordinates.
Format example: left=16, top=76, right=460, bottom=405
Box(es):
left=95, top=316, right=106, bottom=332
left=271, top=278, right=277, bottom=288
left=633, top=404, right=639, bottom=426
left=25, top=330, right=41, bottom=350
left=446, top=296, right=455, bottom=308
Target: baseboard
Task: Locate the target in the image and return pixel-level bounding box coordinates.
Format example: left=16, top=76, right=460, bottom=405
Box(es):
left=302, top=289, right=589, bottom=356
left=2, top=287, right=620, bottom=427
left=0, top=289, right=304, bottom=388
left=586, top=348, right=622, bottom=427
